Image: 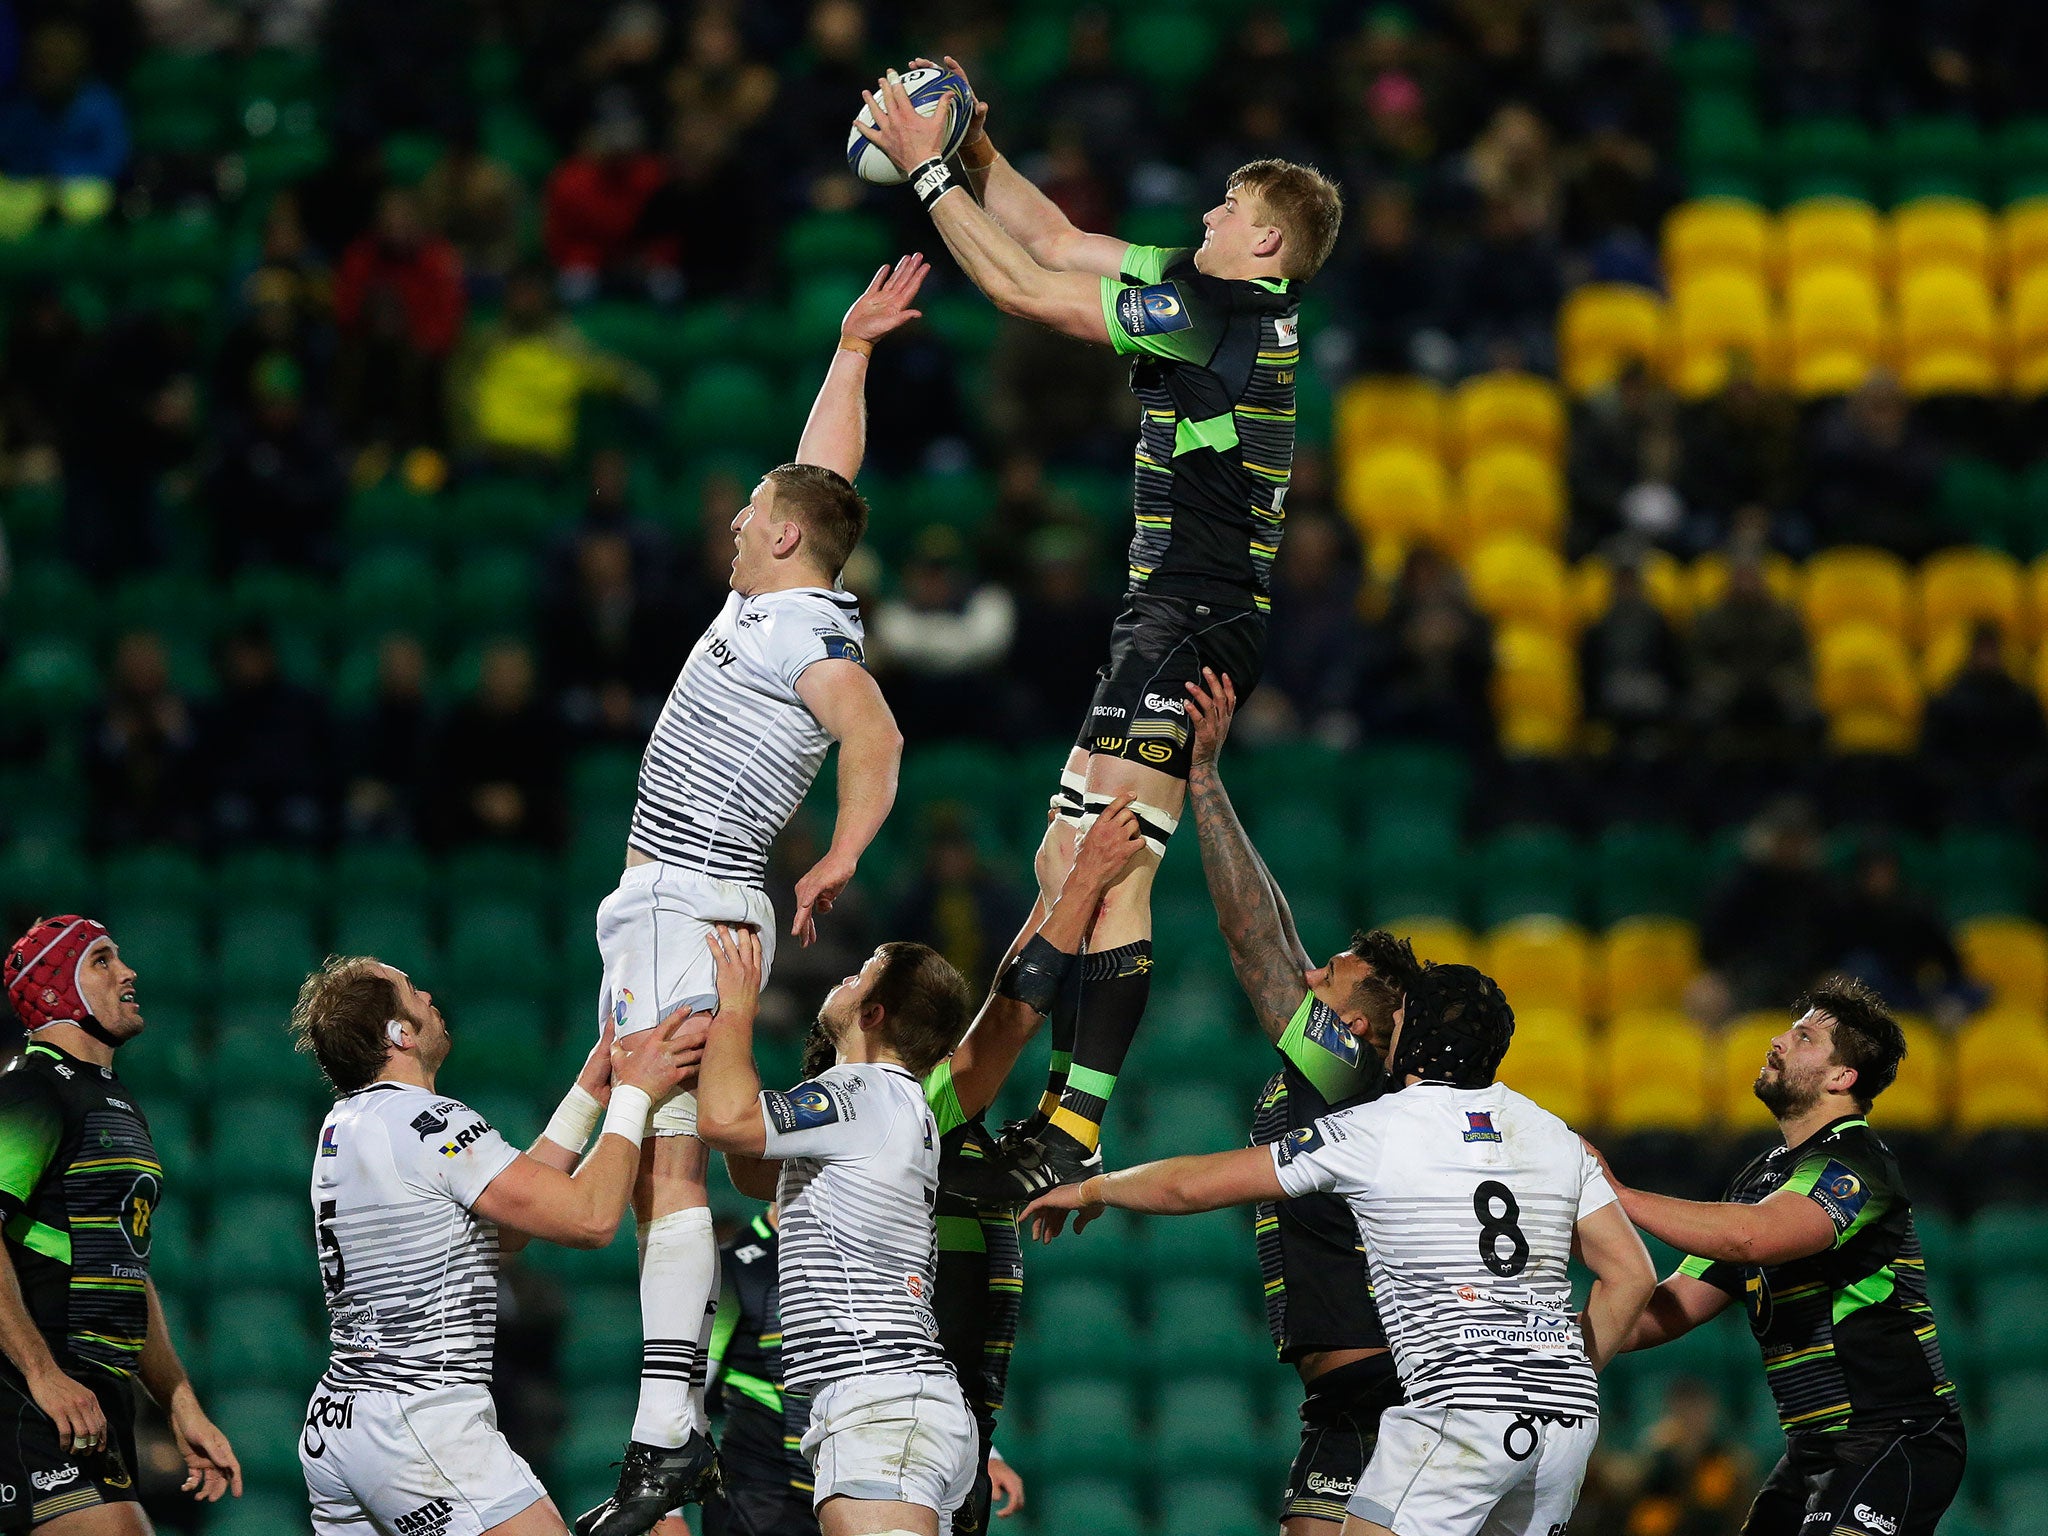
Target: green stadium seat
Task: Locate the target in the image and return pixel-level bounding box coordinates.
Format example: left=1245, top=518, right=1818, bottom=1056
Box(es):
left=1152, top=1377, right=1263, bottom=1478
left=149, top=1200, right=200, bottom=1291
left=199, top=1289, right=323, bottom=1388
left=527, top=1208, right=638, bottom=1283
left=464, top=1088, right=542, bottom=1146
left=203, top=1193, right=312, bottom=1290
left=100, top=846, right=209, bottom=909
left=1145, top=1281, right=1268, bottom=1380
left=1477, top=824, right=1582, bottom=926
left=1969, top=1277, right=2048, bottom=1378
left=459, top=1011, right=552, bottom=1093
left=1023, top=1206, right=1146, bottom=1287
left=112, top=570, right=216, bottom=649
left=445, top=842, right=556, bottom=910
left=203, top=1490, right=308, bottom=1536
left=1234, top=742, right=1351, bottom=820
left=333, top=843, right=434, bottom=904
left=217, top=904, right=321, bottom=994
left=1118, top=10, right=1219, bottom=97
left=1033, top=1381, right=1142, bottom=1476
left=2017, top=461, right=2048, bottom=561
left=143, top=1098, right=202, bottom=1176
left=782, top=210, right=890, bottom=276
left=1777, top=117, right=1879, bottom=202
left=0, top=483, right=62, bottom=556
left=449, top=478, right=560, bottom=549
left=1253, top=804, right=1348, bottom=890
left=205, top=1095, right=319, bottom=1190
left=1669, top=31, right=1756, bottom=94
left=332, top=898, right=439, bottom=980
left=1159, top=1477, right=1266, bottom=1536
left=1995, top=1477, right=2048, bottom=1535
left=1287, top=892, right=1352, bottom=960
left=0, top=638, right=99, bottom=720
left=116, top=1022, right=201, bottom=1105
left=921, top=290, right=1003, bottom=364
left=344, top=479, right=439, bottom=550
left=559, top=1284, right=640, bottom=1385
left=1592, top=822, right=1701, bottom=923
left=894, top=470, right=997, bottom=546
left=672, top=365, right=782, bottom=460
left=1938, top=829, right=2038, bottom=919
left=1682, top=92, right=1768, bottom=184
left=1981, top=1372, right=2048, bottom=1471
left=104, top=903, right=208, bottom=1001
left=340, top=547, right=439, bottom=644
left=1360, top=815, right=1465, bottom=925
left=1889, top=116, right=1989, bottom=202
left=1037, top=1477, right=1143, bottom=1536
left=1967, top=1203, right=2048, bottom=1274
left=445, top=899, right=553, bottom=1000
left=211, top=1385, right=306, bottom=1488
left=122, top=209, right=225, bottom=281
left=450, top=547, right=535, bottom=635
left=1998, top=118, right=2048, bottom=202
left=6, top=558, right=96, bottom=645
left=217, top=846, right=326, bottom=906
left=1134, top=1083, right=1243, bottom=1161
left=1021, top=1279, right=1139, bottom=1382
left=1937, top=457, right=2021, bottom=551
left=1145, top=1207, right=1256, bottom=1284
left=229, top=565, right=333, bottom=642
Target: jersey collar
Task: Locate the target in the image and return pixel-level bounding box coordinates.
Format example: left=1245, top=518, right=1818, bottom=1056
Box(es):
left=1780, top=1112, right=1868, bottom=1160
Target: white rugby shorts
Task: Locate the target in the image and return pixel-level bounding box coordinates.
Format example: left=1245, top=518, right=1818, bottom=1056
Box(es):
left=299, top=1382, right=549, bottom=1536
left=596, top=862, right=777, bottom=1134
left=1348, top=1402, right=1598, bottom=1536
left=801, top=1371, right=977, bottom=1529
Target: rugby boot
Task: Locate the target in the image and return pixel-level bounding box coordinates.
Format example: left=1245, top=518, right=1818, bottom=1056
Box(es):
left=948, top=1121, right=1101, bottom=1208
left=574, top=1433, right=719, bottom=1536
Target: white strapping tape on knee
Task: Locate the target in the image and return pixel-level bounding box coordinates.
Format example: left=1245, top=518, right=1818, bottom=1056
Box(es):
left=652, top=1092, right=699, bottom=1136
left=1050, top=768, right=1089, bottom=823
left=1080, top=793, right=1179, bottom=855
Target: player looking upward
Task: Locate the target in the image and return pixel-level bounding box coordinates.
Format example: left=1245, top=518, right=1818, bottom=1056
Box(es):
left=1025, top=965, right=1656, bottom=1536
left=1182, top=670, right=1415, bottom=1533
left=0, top=917, right=241, bottom=1534
left=291, top=957, right=700, bottom=1536
left=581, top=257, right=923, bottom=1534
left=1593, top=979, right=1966, bottom=1536
left=858, top=63, right=1343, bottom=1189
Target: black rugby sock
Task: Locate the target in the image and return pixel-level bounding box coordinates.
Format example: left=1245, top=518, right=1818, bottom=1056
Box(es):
left=1036, top=953, right=1084, bottom=1122
left=1052, top=940, right=1153, bottom=1151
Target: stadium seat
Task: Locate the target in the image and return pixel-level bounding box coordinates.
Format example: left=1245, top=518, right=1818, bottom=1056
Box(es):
left=1335, top=376, right=1444, bottom=458
left=449, top=548, right=534, bottom=635
left=1354, top=742, right=1473, bottom=828
left=102, top=903, right=207, bottom=1001
left=1465, top=537, right=1573, bottom=636
left=1896, top=266, right=2001, bottom=396
left=1572, top=548, right=1690, bottom=630
left=1919, top=545, right=2029, bottom=654
left=444, top=843, right=555, bottom=907
left=199, top=1290, right=323, bottom=1388
left=203, top=1192, right=314, bottom=1289
left=1497, top=1007, right=1595, bottom=1123
left=1592, top=825, right=1703, bottom=926
left=101, top=846, right=209, bottom=909
left=2006, top=196, right=2048, bottom=284
left=1890, top=196, right=1996, bottom=282
left=1804, top=547, right=1913, bottom=636
left=1681, top=92, right=1767, bottom=190
left=1033, top=1381, right=1143, bottom=1476
left=1147, top=1205, right=1257, bottom=1286
left=206, top=1095, right=320, bottom=1189
left=1688, top=548, right=1802, bottom=611
left=445, top=900, right=553, bottom=999
left=1558, top=283, right=1666, bottom=397
left=1785, top=266, right=1888, bottom=398
left=1481, top=917, right=1592, bottom=1014
left=1448, top=372, right=1565, bottom=463
left=1888, top=115, right=1989, bottom=202
left=1662, top=197, right=1772, bottom=286
left=1953, top=1011, right=2048, bottom=1133
left=216, top=903, right=321, bottom=994
left=332, top=842, right=433, bottom=904
left=1938, top=827, right=2039, bottom=919
left=1036, top=1476, right=1144, bottom=1536
left=1158, top=1478, right=1267, bottom=1536
left=2011, top=268, right=2048, bottom=396
left=1145, top=1281, right=1268, bottom=1380
left=1252, top=803, right=1348, bottom=890
left=1780, top=198, right=1883, bottom=283
left=1477, top=825, right=1582, bottom=927
left=1339, top=443, right=1454, bottom=561
left=1980, top=1373, right=2048, bottom=1472
left=1814, top=623, right=1921, bottom=753
left=1776, top=121, right=1880, bottom=203
left=1597, top=916, right=1700, bottom=1014
left=1490, top=625, right=1579, bottom=754
left=1153, top=1376, right=1263, bottom=1477
left=332, top=898, right=438, bottom=981
left=1385, top=917, right=1473, bottom=967
left=1602, top=1011, right=1713, bottom=1132
left=1949, top=921, right=2048, bottom=1015
left=1973, top=1276, right=2048, bottom=1380
left=1026, top=1279, right=1139, bottom=1382
left=1881, top=1017, right=1951, bottom=1133
left=1134, top=1084, right=1246, bottom=1165
left=1969, top=1203, right=2048, bottom=1276
left=1668, top=268, right=1777, bottom=398
left=558, top=1285, right=640, bottom=1385
left=1714, top=1013, right=1781, bottom=1131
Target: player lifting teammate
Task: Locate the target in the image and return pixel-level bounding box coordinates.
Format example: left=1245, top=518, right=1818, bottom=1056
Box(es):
left=1026, top=965, right=1656, bottom=1536
left=0, top=917, right=240, bottom=1534
left=1594, top=979, right=1967, bottom=1536
left=857, top=61, right=1343, bottom=1189
left=1182, top=670, right=1415, bottom=1532
left=579, top=258, right=924, bottom=1535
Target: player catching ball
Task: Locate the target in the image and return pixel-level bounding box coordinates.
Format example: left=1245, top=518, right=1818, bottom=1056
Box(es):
left=578, top=258, right=924, bottom=1536
left=858, top=61, right=1343, bottom=1192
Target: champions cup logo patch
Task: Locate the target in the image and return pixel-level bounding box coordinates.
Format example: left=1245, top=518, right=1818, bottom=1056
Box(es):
left=1275, top=1123, right=1324, bottom=1166
left=1303, top=1004, right=1361, bottom=1067
left=1463, top=1111, right=1502, bottom=1144
left=822, top=634, right=866, bottom=666
left=765, top=1082, right=840, bottom=1134
left=1808, top=1159, right=1869, bottom=1230
left=1119, top=283, right=1194, bottom=337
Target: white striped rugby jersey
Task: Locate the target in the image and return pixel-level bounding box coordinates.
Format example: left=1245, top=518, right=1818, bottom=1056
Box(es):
left=309, top=1082, right=518, bottom=1394
left=765, top=1063, right=952, bottom=1392
left=1271, top=1081, right=1615, bottom=1417
left=630, top=587, right=866, bottom=886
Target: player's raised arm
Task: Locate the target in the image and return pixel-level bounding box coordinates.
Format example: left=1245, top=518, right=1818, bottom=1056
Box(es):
left=139, top=1280, right=242, bottom=1501
left=793, top=253, right=929, bottom=484
left=791, top=658, right=903, bottom=945
left=694, top=926, right=771, bottom=1156
left=944, top=800, right=1146, bottom=1118
left=858, top=73, right=1110, bottom=344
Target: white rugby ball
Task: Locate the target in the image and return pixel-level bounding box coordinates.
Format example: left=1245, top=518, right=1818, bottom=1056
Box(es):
left=846, top=65, right=976, bottom=186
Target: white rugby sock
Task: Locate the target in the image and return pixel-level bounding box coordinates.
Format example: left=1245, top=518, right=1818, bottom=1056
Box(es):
left=630, top=1207, right=716, bottom=1448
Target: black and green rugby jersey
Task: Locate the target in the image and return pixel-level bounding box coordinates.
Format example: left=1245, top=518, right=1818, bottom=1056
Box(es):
left=1249, top=994, right=1390, bottom=1361
left=926, top=1060, right=1022, bottom=1427
left=1679, top=1115, right=1956, bottom=1436
left=1100, top=244, right=1302, bottom=612
left=707, top=1211, right=810, bottom=1497
left=0, top=1043, right=161, bottom=1383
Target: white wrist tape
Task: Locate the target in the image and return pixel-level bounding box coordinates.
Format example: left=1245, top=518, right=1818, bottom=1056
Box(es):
left=543, top=1084, right=603, bottom=1154
left=601, top=1085, right=655, bottom=1148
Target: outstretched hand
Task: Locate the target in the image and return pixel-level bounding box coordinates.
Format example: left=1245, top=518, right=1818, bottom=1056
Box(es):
left=857, top=69, right=954, bottom=177
left=1185, top=667, right=1238, bottom=768
left=1021, top=1182, right=1105, bottom=1243
left=841, top=253, right=929, bottom=344
left=909, top=55, right=989, bottom=150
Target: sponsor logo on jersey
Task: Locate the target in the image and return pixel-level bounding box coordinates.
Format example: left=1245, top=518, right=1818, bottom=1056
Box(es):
left=1137, top=741, right=1174, bottom=765
left=1853, top=1506, right=1898, bottom=1535
left=765, top=1083, right=840, bottom=1134
left=409, top=1109, right=449, bottom=1139
left=1458, top=1321, right=1575, bottom=1348
left=394, top=1496, right=455, bottom=1535
left=1463, top=1111, right=1502, bottom=1143
left=738, top=610, right=766, bottom=627
left=1456, top=1285, right=1481, bottom=1302
left=705, top=635, right=739, bottom=669
left=1801, top=1513, right=1833, bottom=1527
left=52, top=1063, right=72, bottom=1080
left=1092, top=736, right=1125, bottom=754
left=437, top=1120, right=495, bottom=1157
left=822, top=634, right=865, bottom=666
left=111, top=1264, right=145, bottom=1279
left=1118, top=283, right=1194, bottom=337
left=29, top=1468, right=76, bottom=1493
left=905, top=1272, right=924, bottom=1301
left=302, top=1392, right=355, bottom=1458
left=119, top=1172, right=160, bottom=1257
left=1141, top=692, right=1186, bottom=716
left=105, top=1097, right=132, bottom=1112
left=613, top=989, right=634, bottom=1031
left=320, top=1124, right=340, bottom=1158
left=1275, top=1123, right=1325, bottom=1166
left=1274, top=316, right=1299, bottom=347
left=1304, top=1472, right=1354, bottom=1495
left=1808, top=1159, right=1868, bottom=1230
left=1092, top=705, right=1127, bottom=718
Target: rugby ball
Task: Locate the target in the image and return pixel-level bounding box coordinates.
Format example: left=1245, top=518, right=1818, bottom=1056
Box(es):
left=846, top=65, right=977, bottom=185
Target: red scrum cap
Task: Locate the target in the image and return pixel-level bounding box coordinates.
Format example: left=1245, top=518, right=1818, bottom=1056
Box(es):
left=5, top=915, right=114, bottom=1035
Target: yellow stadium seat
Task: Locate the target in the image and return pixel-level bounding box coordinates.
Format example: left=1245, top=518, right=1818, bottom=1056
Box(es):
left=1459, top=445, right=1564, bottom=547
left=2033, top=554, right=2048, bottom=646
left=1498, top=1008, right=1596, bottom=1124
left=1889, top=196, right=1995, bottom=283
left=1896, top=267, right=2001, bottom=396
left=1669, top=268, right=1779, bottom=398
left=1336, top=376, right=1445, bottom=458
left=1814, top=622, right=1922, bottom=753
left=1482, top=917, right=1593, bottom=1015
left=1917, top=546, right=2024, bottom=644
left=1715, top=1013, right=1783, bottom=1130
left=1958, top=916, right=2048, bottom=1013
left=1602, top=1011, right=1712, bottom=1133
left=1803, top=547, right=1913, bottom=635
left=1663, top=197, right=1772, bottom=285
left=1491, top=625, right=1579, bottom=755
left=1597, top=917, right=1700, bottom=1016
left=1572, top=552, right=1691, bottom=629
left=1449, top=372, right=1566, bottom=463
left=1385, top=918, right=1473, bottom=968
left=1781, top=196, right=1883, bottom=282
left=2002, top=196, right=2048, bottom=287
left=1787, top=266, right=1889, bottom=398
left=1467, top=538, right=1573, bottom=635
left=2011, top=268, right=2048, bottom=397
left=1688, top=550, right=1802, bottom=611
left=1953, top=1010, right=2048, bottom=1133
left=1339, top=444, right=1453, bottom=555
left=1919, top=622, right=2029, bottom=692
left=1881, top=1018, right=1949, bottom=1133
left=1559, top=283, right=1666, bottom=397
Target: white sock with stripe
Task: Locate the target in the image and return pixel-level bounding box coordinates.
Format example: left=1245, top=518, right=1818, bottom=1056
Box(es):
left=630, top=1206, right=716, bottom=1448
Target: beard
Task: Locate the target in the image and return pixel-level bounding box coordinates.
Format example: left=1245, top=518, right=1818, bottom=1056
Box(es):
left=1753, top=1060, right=1820, bottom=1119
left=799, top=1013, right=838, bottom=1080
